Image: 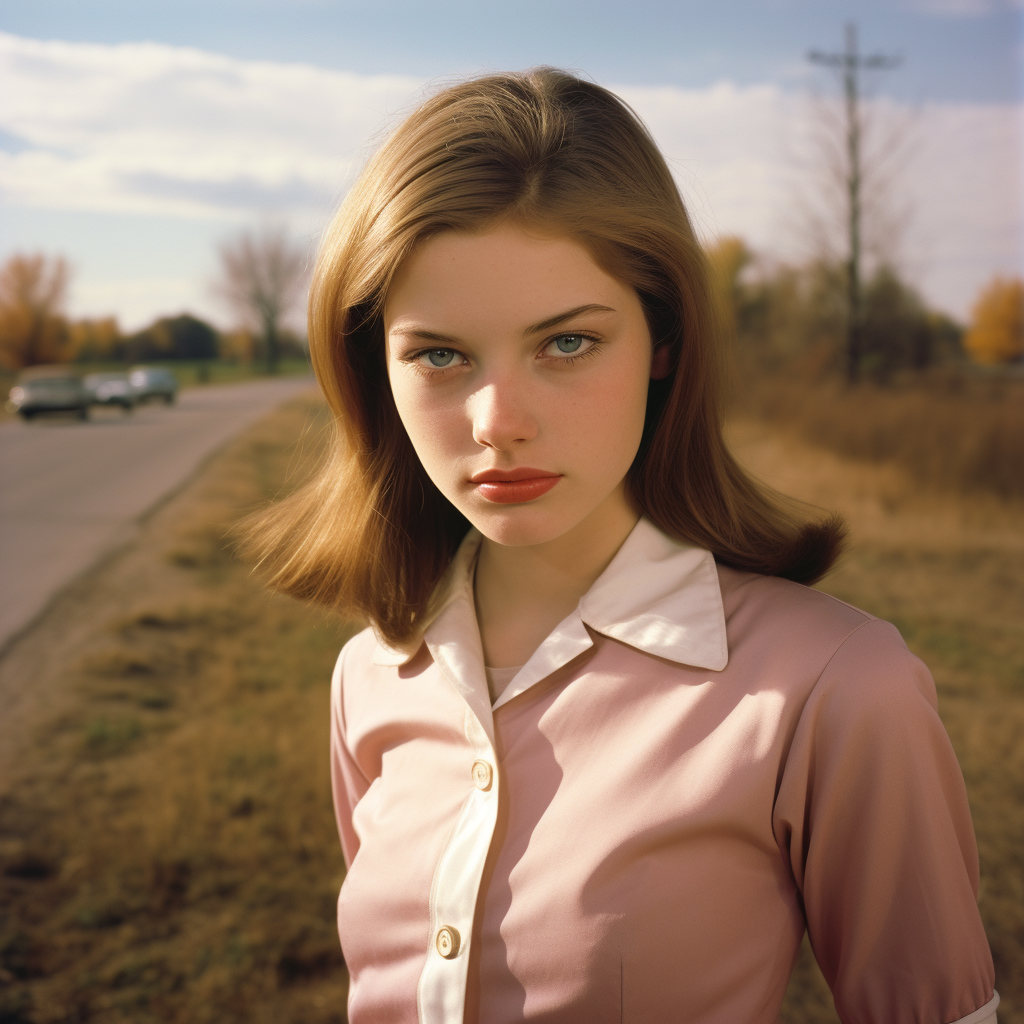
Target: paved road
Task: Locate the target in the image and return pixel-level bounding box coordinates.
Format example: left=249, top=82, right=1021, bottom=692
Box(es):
left=0, top=376, right=318, bottom=651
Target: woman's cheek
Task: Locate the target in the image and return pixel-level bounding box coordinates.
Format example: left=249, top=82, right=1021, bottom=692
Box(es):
left=568, top=366, right=648, bottom=482
left=405, top=400, right=471, bottom=494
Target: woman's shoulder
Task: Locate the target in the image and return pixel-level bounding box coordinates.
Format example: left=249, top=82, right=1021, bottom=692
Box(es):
left=339, top=624, right=379, bottom=658
left=331, top=624, right=432, bottom=694
left=717, top=561, right=874, bottom=635
left=331, top=626, right=387, bottom=696
left=714, top=563, right=930, bottom=703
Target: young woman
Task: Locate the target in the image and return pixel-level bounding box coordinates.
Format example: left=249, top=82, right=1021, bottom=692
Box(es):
left=250, top=69, right=997, bottom=1023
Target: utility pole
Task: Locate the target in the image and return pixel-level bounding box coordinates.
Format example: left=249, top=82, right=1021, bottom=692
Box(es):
left=809, top=24, right=900, bottom=382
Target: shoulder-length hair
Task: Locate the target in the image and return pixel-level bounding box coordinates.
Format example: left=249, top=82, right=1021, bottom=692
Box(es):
left=244, top=67, right=845, bottom=646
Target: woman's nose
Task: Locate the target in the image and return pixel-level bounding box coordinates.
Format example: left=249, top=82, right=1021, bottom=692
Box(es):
left=469, top=380, right=538, bottom=451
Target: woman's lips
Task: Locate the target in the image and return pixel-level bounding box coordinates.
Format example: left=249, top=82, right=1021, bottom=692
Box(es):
left=470, top=469, right=562, bottom=504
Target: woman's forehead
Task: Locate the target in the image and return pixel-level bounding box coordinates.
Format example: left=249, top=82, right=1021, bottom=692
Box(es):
left=384, top=225, right=633, bottom=335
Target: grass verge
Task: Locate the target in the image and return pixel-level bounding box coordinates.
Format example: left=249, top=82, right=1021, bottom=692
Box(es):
left=0, top=395, right=356, bottom=1024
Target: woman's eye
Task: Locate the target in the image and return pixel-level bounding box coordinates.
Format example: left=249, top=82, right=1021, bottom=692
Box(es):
left=416, top=348, right=459, bottom=368
left=546, top=333, right=594, bottom=358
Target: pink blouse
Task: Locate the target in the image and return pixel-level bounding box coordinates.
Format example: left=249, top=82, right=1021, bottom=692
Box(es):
left=329, top=518, right=998, bottom=1023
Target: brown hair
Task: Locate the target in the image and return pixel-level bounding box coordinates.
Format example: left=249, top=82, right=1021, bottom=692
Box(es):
left=245, top=67, right=845, bottom=646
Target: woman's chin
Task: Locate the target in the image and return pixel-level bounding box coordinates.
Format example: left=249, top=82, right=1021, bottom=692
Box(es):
left=463, top=502, right=583, bottom=550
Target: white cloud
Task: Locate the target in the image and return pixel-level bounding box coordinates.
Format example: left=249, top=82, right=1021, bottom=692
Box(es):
left=622, top=82, right=1023, bottom=316
left=0, top=32, right=1020, bottom=322
left=0, top=33, right=424, bottom=220
left=618, top=82, right=797, bottom=247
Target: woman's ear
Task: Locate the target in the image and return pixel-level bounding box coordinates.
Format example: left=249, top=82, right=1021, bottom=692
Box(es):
left=650, top=341, right=674, bottom=380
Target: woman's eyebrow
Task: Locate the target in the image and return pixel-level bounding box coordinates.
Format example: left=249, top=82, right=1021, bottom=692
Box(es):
left=391, top=327, right=459, bottom=344
left=524, top=304, right=616, bottom=335
left=388, top=303, right=616, bottom=345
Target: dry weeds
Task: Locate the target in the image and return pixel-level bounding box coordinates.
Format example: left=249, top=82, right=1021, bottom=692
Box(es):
left=727, top=419, right=1024, bottom=1023
left=735, top=370, right=1024, bottom=499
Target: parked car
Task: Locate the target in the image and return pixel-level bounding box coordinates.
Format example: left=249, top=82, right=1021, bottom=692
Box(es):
left=7, top=367, right=90, bottom=421
left=129, top=366, right=178, bottom=404
left=84, top=371, right=135, bottom=410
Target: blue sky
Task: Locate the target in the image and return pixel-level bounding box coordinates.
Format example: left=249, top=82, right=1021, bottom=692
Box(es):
left=1, top=0, right=1021, bottom=328
left=4, top=0, right=1021, bottom=102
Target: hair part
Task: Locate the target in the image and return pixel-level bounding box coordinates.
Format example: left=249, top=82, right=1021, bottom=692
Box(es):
left=242, top=67, right=846, bottom=646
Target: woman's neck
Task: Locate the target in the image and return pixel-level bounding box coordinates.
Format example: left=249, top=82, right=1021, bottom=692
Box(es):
left=473, top=490, right=639, bottom=669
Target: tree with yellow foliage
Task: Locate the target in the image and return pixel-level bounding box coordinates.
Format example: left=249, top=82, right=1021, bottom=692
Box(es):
left=963, top=275, right=1024, bottom=365
left=0, top=253, right=71, bottom=368
left=219, top=328, right=256, bottom=364
left=704, top=235, right=752, bottom=331
left=67, top=317, right=122, bottom=362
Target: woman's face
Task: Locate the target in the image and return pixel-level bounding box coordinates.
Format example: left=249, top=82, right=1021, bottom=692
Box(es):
left=384, top=223, right=657, bottom=548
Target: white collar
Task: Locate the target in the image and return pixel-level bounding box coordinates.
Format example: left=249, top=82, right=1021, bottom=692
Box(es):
left=373, top=517, right=728, bottom=676
left=578, top=515, right=728, bottom=671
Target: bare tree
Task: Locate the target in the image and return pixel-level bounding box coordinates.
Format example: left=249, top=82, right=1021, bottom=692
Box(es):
left=808, top=23, right=902, bottom=382
left=215, top=226, right=308, bottom=373
left=0, top=253, right=71, bottom=368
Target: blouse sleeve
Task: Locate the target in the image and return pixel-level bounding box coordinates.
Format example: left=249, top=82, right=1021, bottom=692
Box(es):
left=773, top=617, right=997, bottom=1024
left=329, top=637, right=372, bottom=869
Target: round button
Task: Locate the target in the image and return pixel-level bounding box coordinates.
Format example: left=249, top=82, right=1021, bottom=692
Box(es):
left=471, top=759, right=493, bottom=791
left=436, top=925, right=460, bottom=959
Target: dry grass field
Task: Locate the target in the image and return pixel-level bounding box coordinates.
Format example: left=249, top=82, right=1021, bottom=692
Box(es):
left=736, top=368, right=1024, bottom=499
left=0, top=394, right=1021, bottom=1023
left=728, top=419, right=1024, bottom=1023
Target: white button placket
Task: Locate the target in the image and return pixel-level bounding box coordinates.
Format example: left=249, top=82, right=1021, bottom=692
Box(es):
left=417, top=707, right=499, bottom=1024
left=417, top=585, right=501, bottom=1024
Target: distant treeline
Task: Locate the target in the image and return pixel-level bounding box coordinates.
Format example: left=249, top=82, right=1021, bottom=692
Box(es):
left=707, top=237, right=1023, bottom=378
left=706, top=239, right=1024, bottom=498
left=69, top=313, right=307, bottom=366
left=0, top=253, right=307, bottom=371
